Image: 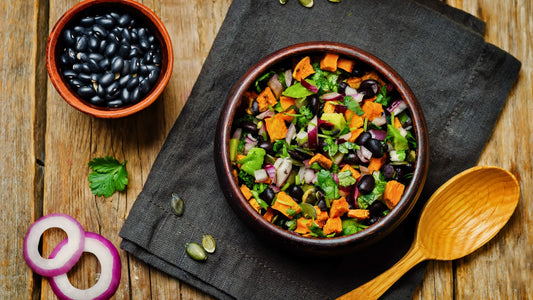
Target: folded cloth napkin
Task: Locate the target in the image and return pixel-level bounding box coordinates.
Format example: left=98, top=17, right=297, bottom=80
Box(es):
left=120, top=0, right=520, bottom=299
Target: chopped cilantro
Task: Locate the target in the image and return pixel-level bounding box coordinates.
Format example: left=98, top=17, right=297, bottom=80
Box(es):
left=338, top=141, right=358, bottom=154
left=338, top=170, right=357, bottom=187
left=311, top=62, right=339, bottom=93
left=88, top=156, right=128, bottom=198
left=295, top=106, right=314, bottom=128
left=386, top=124, right=409, bottom=151
left=238, top=170, right=255, bottom=188
left=255, top=71, right=275, bottom=93
left=343, top=96, right=365, bottom=116
left=375, top=85, right=391, bottom=106
left=316, top=169, right=339, bottom=202
left=237, top=147, right=266, bottom=175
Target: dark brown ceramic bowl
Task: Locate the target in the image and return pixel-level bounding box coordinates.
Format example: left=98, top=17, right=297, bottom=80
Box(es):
left=46, top=0, right=173, bottom=118
left=215, top=42, right=429, bottom=256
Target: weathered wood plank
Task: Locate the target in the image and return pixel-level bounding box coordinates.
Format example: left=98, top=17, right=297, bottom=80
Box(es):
left=416, top=0, right=533, bottom=299
left=0, top=0, right=42, bottom=299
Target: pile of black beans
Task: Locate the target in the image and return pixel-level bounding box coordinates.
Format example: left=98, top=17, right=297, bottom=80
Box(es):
left=59, top=10, right=162, bottom=108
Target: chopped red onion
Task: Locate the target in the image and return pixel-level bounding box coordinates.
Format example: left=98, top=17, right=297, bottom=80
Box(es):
left=23, top=213, right=85, bottom=277
left=254, top=169, right=269, bottom=183
left=339, top=132, right=352, bottom=141
left=369, top=129, right=387, bottom=140
left=286, top=123, right=296, bottom=144
left=276, top=158, right=293, bottom=187
left=49, top=232, right=121, bottom=300
left=334, top=104, right=347, bottom=114
left=344, top=85, right=358, bottom=97
left=301, top=79, right=318, bottom=93
left=264, top=163, right=277, bottom=184
left=357, top=146, right=372, bottom=163
left=231, top=128, right=242, bottom=140
left=307, top=116, right=318, bottom=149
left=256, top=109, right=275, bottom=120
left=284, top=69, right=293, bottom=87
left=268, top=74, right=283, bottom=98
left=320, top=92, right=343, bottom=101
left=387, top=99, right=407, bottom=115
left=304, top=168, right=316, bottom=184
left=371, top=114, right=387, bottom=126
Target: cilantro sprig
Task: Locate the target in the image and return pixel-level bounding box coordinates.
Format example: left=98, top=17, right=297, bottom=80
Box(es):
left=88, top=156, right=128, bottom=198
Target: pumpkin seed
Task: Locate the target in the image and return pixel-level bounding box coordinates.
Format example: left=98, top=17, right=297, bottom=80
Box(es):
left=170, top=193, right=184, bottom=216
left=185, top=242, right=207, bottom=261
left=202, top=234, right=216, bottom=253
left=300, top=202, right=317, bottom=219
left=279, top=0, right=288, bottom=4
left=299, top=0, right=314, bottom=8
left=328, top=0, right=341, bottom=2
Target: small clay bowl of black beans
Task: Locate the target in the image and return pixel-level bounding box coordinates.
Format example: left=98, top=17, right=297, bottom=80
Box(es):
left=46, top=0, right=173, bottom=118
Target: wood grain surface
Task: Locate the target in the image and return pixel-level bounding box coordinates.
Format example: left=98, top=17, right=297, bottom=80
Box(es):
left=0, top=0, right=530, bottom=299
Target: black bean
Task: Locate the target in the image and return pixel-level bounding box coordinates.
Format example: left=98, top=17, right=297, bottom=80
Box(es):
left=287, top=185, right=304, bottom=202
left=109, top=12, right=121, bottom=21
left=118, top=74, right=131, bottom=87
left=63, top=29, right=75, bottom=46
left=66, top=48, right=76, bottom=61
left=87, top=59, right=100, bottom=72
left=99, top=40, right=107, bottom=53
left=351, top=66, right=366, bottom=77
left=380, top=164, right=396, bottom=180
left=94, top=24, right=108, bottom=37
left=77, top=73, right=92, bottom=82
left=74, top=36, right=88, bottom=52
left=120, top=88, right=130, bottom=103
left=77, top=86, right=95, bottom=98
left=143, top=50, right=153, bottom=63
left=118, top=44, right=129, bottom=58
left=121, top=61, right=130, bottom=75
left=121, top=29, right=131, bottom=43
left=257, top=140, right=274, bottom=153
left=107, top=99, right=123, bottom=107
left=250, top=99, right=260, bottom=115
left=96, top=84, right=105, bottom=97
left=73, top=25, right=86, bottom=35
left=241, top=121, right=258, bottom=133
left=288, top=149, right=310, bottom=161
left=338, top=81, right=348, bottom=94
left=118, top=14, right=131, bottom=26
left=130, top=87, right=141, bottom=103
left=62, top=69, right=77, bottom=79
left=59, top=54, right=70, bottom=66
left=72, top=63, right=90, bottom=73
left=355, top=131, right=371, bottom=146
left=147, top=35, right=155, bottom=44
left=97, top=16, right=115, bottom=28
left=100, top=72, right=115, bottom=87
left=139, top=38, right=150, bottom=51
left=129, top=57, right=140, bottom=73
left=343, top=152, right=361, bottom=165
left=365, top=138, right=384, bottom=158
left=90, top=73, right=99, bottom=82
left=259, top=187, right=275, bottom=205
left=111, top=56, right=124, bottom=73
left=99, top=58, right=110, bottom=70
left=368, top=201, right=387, bottom=217
left=88, top=36, right=99, bottom=50
left=139, top=78, right=151, bottom=94
left=89, top=95, right=104, bottom=105
left=104, top=42, right=118, bottom=57
left=106, top=81, right=120, bottom=96
left=360, top=79, right=380, bottom=98
left=317, top=199, right=328, bottom=212
left=88, top=53, right=104, bottom=61
left=147, top=69, right=158, bottom=85
left=308, top=94, right=320, bottom=115
left=126, top=76, right=139, bottom=90
left=68, top=79, right=84, bottom=89
left=76, top=52, right=88, bottom=62
left=357, top=175, right=375, bottom=195
left=80, top=16, right=94, bottom=27
left=107, top=32, right=119, bottom=43
left=137, top=28, right=147, bottom=40
left=130, top=29, right=138, bottom=42
left=128, top=46, right=142, bottom=59
left=152, top=52, right=162, bottom=65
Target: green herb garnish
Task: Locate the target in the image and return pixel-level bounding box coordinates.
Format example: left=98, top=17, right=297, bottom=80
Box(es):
left=88, top=156, right=128, bottom=198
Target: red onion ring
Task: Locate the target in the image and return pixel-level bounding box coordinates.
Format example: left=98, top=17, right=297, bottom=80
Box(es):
left=23, top=213, right=85, bottom=277
left=49, top=232, right=121, bottom=300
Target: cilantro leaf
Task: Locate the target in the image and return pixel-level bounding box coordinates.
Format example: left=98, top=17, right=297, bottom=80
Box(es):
left=338, top=171, right=357, bottom=187
left=316, top=169, right=339, bottom=201
left=343, top=96, right=365, bottom=116
left=386, top=124, right=409, bottom=151
left=311, top=63, right=339, bottom=93
left=295, top=106, right=314, bottom=128
left=375, top=85, right=391, bottom=106
left=88, top=156, right=128, bottom=198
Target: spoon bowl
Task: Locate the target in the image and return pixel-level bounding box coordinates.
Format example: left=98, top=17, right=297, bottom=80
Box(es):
left=338, top=166, right=520, bottom=300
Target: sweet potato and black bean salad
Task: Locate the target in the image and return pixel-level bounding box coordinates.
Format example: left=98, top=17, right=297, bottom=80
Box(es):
left=230, top=53, right=417, bottom=238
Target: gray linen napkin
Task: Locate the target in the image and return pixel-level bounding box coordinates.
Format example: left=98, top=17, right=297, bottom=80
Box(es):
left=119, top=0, right=521, bottom=299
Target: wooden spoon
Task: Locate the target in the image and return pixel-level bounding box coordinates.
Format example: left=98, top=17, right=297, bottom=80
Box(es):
left=337, top=166, right=520, bottom=300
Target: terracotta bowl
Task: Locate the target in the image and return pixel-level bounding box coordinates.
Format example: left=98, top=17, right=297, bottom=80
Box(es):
left=46, top=0, right=173, bottom=118
left=215, top=42, right=429, bottom=256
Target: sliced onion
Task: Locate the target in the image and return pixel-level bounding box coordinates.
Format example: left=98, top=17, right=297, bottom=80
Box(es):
left=356, top=146, right=372, bottom=163
left=371, top=114, right=387, bottom=126
left=268, top=74, right=283, bottom=98
left=264, top=163, right=277, bottom=184
left=284, top=69, right=293, bottom=87
left=285, top=123, right=296, bottom=144
left=307, top=116, right=318, bottom=149
left=49, top=232, right=121, bottom=300
left=301, top=79, right=318, bottom=93
left=231, top=128, right=242, bottom=140
left=339, top=131, right=352, bottom=142
left=254, top=169, right=269, bottom=183
left=334, top=104, right=347, bottom=114
left=353, top=93, right=364, bottom=103
left=344, top=85, right=358, bottom=97
left=333, top=152, right=344, bottom=165
left=256, top=109, right=275, bottom=120
left=387, top=99, right=407, bottom=115
left=23, top=213, right=85, bottom=277
left=320, top=92, right=343, bottom=101
left=297, top=166, right=306, bottom=184
left=276, top=158, right=293, bottom=187
left=369, top=129, right=387, bottom=140
left=304, top=168, right=316, bottom=184
left=399, top=127, right=408, bottom=137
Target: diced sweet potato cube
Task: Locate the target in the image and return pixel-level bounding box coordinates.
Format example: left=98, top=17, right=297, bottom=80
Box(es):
left=323, top=217, right=343, bottom=235
left=263, top=208, right=275, bottom=222
left=367, top=155, right=387, bottom=173
left=338, top=58, right=355, bottom=73
left=256, top=87, right=278, bottom=112
left=340, top=164, right=361, bottom=180
left=329, top=197, right=350, bottom=218
left=323, top=101, right=336, bottom=114
left=295, top=217, right=313, bottom=234
left=348, top=128, right=364, bottom=143
left=361, top=101, right=384, bottom=121
left=278, top=109, right=296, bottom=122
left=347, top=209, right=370, bottom=220
left=249, top=198, right=261, bottom=212
left=346, top=77, right=363, bottom=89
left=279, top=96, right=296, bottom=111
left=320, top=53, right=339, bottom=72
left=394, top=117, right=402, bottom=129
left=346, top=112, right=364, bottom=129
left=271, top=191, right=302, bottom=218
left=240, top=184, right=253, bottom=200
left=293, top=56, right=315, bottom=81
left=309, top=153, right=333, bottom=170
left=314, top=206, right=329, bottom=228
left=265, top=114, right=288, bottom=142
left=384, top=180, right=405, bottom=209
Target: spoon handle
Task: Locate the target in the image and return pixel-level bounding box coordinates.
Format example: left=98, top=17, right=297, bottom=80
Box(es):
left=337, top=243, right=427, bottom=300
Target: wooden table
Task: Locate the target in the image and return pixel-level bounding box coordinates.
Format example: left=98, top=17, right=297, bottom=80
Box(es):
left=1, top=0, right=530, bottom=299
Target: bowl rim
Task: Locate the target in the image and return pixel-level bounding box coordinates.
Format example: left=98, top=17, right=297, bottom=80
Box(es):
left=46, top=0, right=174, bottom=118
left=215, top=41, right=429, bottom=253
